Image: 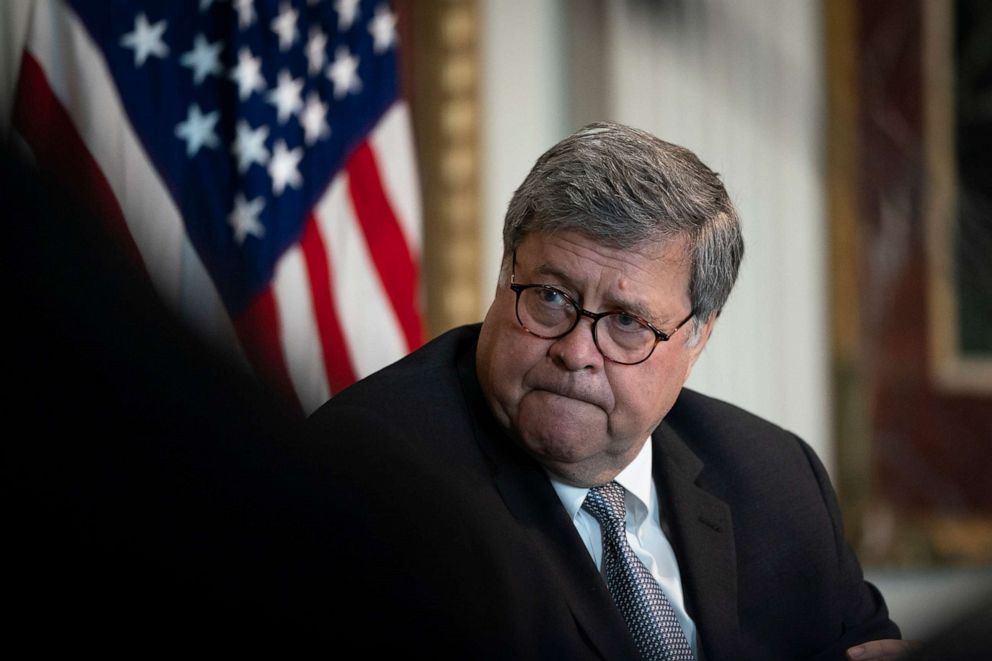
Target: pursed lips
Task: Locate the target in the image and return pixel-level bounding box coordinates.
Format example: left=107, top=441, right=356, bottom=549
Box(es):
left=526, top=381, right=610, bottom=411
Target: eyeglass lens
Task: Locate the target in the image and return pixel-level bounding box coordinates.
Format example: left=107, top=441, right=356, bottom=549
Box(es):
left=516, top=286, right=656, bottom=363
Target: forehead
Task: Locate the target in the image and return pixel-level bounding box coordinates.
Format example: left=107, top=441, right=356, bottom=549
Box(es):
left=514, top=230, right=691, bottom=316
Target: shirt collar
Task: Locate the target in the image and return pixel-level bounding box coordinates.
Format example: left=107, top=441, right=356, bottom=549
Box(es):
left=548, top=439, right=654, bottom=521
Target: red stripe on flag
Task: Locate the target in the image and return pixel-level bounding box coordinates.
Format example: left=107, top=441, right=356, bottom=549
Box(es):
left=12, top=51, right=146, bottom=274
left=346, top=142, right=424, bottom=352
left=233, top=287, right=303, bottom=412
left=299, top=215, right=358, bottom=394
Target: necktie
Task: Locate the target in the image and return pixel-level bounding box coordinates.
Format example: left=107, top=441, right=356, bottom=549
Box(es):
left=582, top=481, right=694, bottom=661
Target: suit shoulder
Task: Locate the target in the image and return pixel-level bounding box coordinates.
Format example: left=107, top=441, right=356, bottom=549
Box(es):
left=665, top=388, right=818, bottom=472
left=309, top=324, right=480, bottom=415
left=669, top=388, right=793, bottom=440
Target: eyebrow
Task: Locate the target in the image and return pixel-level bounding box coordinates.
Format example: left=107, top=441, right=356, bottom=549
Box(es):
left=531, top=263, right=661, bottom=324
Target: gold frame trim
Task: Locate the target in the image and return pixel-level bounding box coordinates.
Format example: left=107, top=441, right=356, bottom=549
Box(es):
left=923, top=0, right=992, bottom=394
left=827, top=0, right=992, bottom=566
left=408, top=0, right=482, bottom=339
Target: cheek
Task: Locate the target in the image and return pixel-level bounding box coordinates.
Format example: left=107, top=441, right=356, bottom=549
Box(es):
left=492, top=360, right=524, bottom=413
left=606, top=366, right=683, bottom=436
left=489, top=335, right=544, bottom=413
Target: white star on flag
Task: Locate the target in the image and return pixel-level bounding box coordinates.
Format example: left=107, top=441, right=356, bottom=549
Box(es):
left=230, top=47, right=266, bottom=100
left=180, top=34, right=223, bottom=84
left=271, top=2, right=299, bottom=52
left=300, top=92, right=330, bottom=145
left=233, top=0, right=256, bottom=29
left=369, top=5, right=397, bottom=54
left=328, top=46, right=361, bottom=98
left=268, top=139, right=303, bottom=195
left=228, top=193, right=266, bottom=244
left=233, top=120, right=270, bottom=173
left=120, top=13, right=169, bottom=67
left=175, top=103, right=219, bottom=156
left=305, top=27, right=328, bottom=76
left=335, top=0, right=361, bottom=30
left=266, top=70, right=304, bottom=124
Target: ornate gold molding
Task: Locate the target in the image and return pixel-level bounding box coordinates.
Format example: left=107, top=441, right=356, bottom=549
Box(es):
left=825, top=0, right=871, bottom=546
left=405, top=0, right=482, bottom=339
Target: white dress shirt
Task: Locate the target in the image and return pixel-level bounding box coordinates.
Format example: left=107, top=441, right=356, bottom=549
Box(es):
left=548, top=440, right=698, bottom=656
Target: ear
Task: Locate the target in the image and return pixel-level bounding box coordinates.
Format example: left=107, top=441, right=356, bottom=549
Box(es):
left=683, top=313, right=717, bottom=376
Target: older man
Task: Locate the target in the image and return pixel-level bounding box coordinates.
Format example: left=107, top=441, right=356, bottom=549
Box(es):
left=306, top=123, right=905, bottom=660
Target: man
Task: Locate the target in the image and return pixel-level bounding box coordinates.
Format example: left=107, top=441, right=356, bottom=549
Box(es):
left=306, top=122, right=907, bottom=659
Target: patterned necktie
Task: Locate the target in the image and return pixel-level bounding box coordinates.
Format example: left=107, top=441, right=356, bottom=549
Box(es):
left=582, top=481, right=695, bottom=661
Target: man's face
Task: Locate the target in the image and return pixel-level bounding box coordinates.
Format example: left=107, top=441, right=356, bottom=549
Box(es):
left=476, top=229, right=714, bottom=487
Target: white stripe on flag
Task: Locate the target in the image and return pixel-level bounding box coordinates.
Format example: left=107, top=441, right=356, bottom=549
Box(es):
left=315, top=172, right=407, bottom=380
left=369, top=102, right=423, bottom=255
left=26, top=0, right=241, bottom=360
left=272, top=245, right=331, bottom=415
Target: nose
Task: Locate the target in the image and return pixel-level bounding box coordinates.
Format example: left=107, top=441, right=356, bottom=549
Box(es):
left=548, top=316, right=603, bottom=372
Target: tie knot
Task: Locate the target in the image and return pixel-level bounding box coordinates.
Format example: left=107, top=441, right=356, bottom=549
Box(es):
left=582, top=481, right=628, bottom=525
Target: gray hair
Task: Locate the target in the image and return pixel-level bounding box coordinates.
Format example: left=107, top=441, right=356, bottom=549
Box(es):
left=501, top=122, right=744, bottom=335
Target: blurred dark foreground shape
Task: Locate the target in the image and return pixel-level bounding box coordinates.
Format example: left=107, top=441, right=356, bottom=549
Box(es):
left=1, top=144, right=354, bottom=651
left=900, top=593, right=992, bottom=661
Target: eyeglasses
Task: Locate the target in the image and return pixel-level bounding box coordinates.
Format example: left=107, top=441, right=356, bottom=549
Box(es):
left=509, top=274, right=694, bottom=366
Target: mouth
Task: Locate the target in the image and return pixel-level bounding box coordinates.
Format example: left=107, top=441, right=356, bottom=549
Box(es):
left=530, top=385, right=606, bottom=411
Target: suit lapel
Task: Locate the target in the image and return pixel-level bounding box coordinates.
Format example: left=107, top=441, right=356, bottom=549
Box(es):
left=653, top=422, right=741, bottom=661
left=456, top=347, right=639, bottom=661
left=490, top=444, right=641, bottom=661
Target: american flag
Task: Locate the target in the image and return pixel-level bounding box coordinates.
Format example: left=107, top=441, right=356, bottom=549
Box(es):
left=12, top=0, right=424, bottom=414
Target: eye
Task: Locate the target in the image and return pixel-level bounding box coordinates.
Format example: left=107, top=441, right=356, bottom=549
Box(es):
left=615, top=312, right=638, bottom=327
left=611, top=312, right=646, bottom=333
left=521, top=286, right=575, bottom=330
left=537, top=286, right=568, bottom=307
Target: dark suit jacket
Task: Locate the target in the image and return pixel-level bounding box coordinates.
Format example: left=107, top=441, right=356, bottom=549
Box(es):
left=306, top=324, right=899, bottom=660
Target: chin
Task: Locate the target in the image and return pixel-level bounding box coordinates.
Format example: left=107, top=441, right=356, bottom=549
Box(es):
left=516, top=422, right=605, bottom=466
left=524, top=439, right=620, bottom=488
